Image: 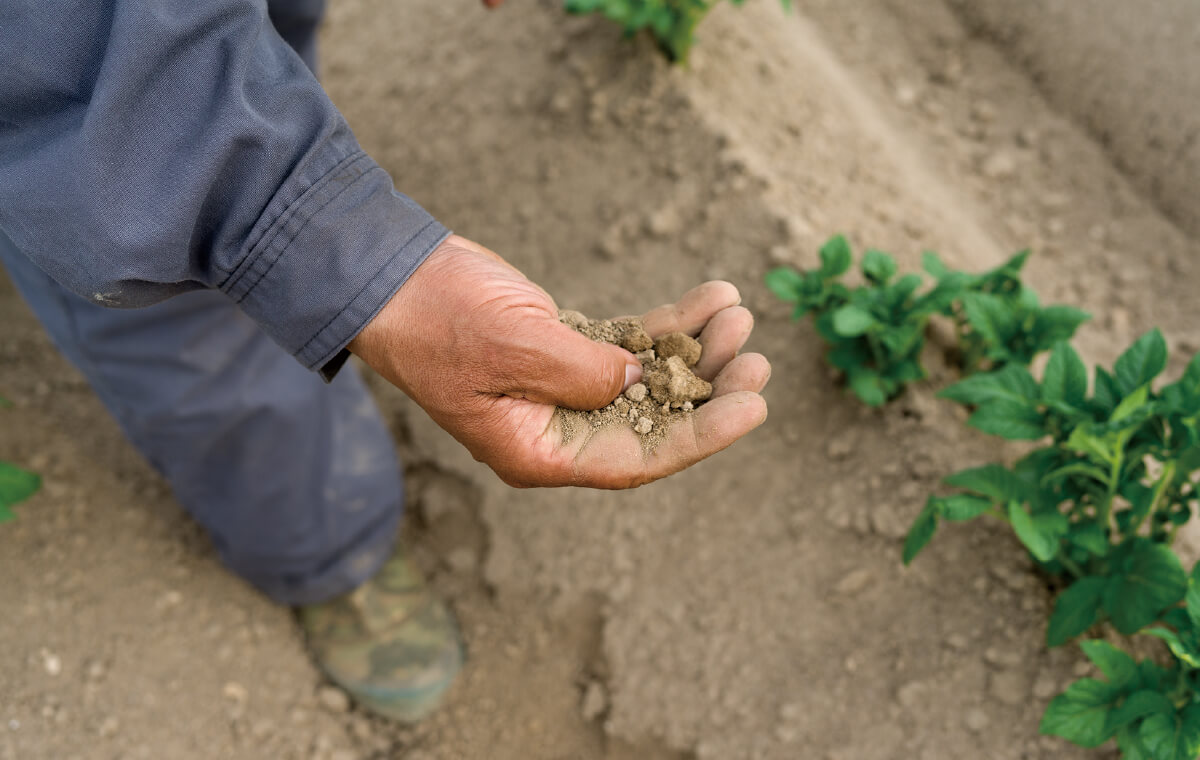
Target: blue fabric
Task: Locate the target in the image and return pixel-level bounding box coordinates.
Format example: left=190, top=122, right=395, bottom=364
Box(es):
left=0, top=0, right=449, bottom=372
left=0, top=0, right=427, bottom=603
left=2, top=228, right=403, bottom=605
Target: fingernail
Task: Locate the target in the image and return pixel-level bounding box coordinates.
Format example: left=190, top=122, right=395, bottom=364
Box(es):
left=624, top=361, right=643, bottom=390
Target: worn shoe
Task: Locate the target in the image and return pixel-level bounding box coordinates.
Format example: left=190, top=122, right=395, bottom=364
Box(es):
left=299, top=548, right=464, bottom=722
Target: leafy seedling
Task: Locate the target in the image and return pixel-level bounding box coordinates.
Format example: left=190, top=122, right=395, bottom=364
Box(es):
left=766, top=236, right=958, bottom=405
left=924, top=251, right=1090, bottom=373
left=908, top=332, right=1200, bottom=637
left=767, top=235, right=1087, bottom=407
left=564, top=0, right=791, bottom=62
left=904, top=330, right=1200, bottom=758
left=1040, top=639, right=1200, bottom=758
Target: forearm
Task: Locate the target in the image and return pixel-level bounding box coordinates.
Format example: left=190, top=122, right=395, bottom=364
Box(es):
left=0, top=0, right=445, bottom=371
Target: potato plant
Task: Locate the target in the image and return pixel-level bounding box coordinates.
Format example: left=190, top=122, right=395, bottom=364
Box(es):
left=0, top=395, right=40, bottom=523
left=564, top=0, right=790, bottom=61
left=904, top=331, right=1200, bottom=758
left=765, top=235, right=1088, bottom=406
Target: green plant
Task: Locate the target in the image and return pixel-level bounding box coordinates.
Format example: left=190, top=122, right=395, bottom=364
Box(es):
left=564, top=0, right=790, bottom=62
left=764, top=236, right=1089, bottom=407
left=925, top=250, right=1090, bottom=372
left=0, top=395, right=40, bottom=523
left=904, top=330, right=1200, bottom=758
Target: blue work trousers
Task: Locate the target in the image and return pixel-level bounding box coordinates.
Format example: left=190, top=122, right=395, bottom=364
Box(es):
left=0, top=0, right=404, bottom=606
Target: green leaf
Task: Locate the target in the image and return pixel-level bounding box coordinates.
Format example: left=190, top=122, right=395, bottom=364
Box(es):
left=1043, top=461, right=1111, bottom=488
left=1093, top=368, right=1120, bottom=413
left=1047, top=576, right=1107, bottom=647
left=938, top=364, right=1039, bottom=406
left=1065, top=524, right=1110, bottom=557
left=1119, top=724, right=1154, bottom=760
left=903, top=503, right=938, bottom=565
left=1140, top=705, right=1200, bottom=760
left=1042, top=342, right=1088, bottom=408
left=1080, top=640, right=1137, bottom=688
left=1066, top=427, right=1114, bottom=464
left=1187, top=562, right=1200, bottom=630
left=937, top=494, right=992, bottom=522
left=921, top=251, right=951, bottom=278
left=961, top=291, right=1015, bottom=346
left=1040, top=678, right=1121, bottom=748
left=1114, top=329, right=1168, bottom=395
left=1009, top=501, right=1066, bottom=562
left=1107, top=691, right=1174, bottom=732
left=848, top=369, right=887, bottom=407
left=818, top=235, right=852, bottom=277
left=860, top=249, right=897, bottom=284
left=967, top=400, right=1047, bottom=440
left=1111, top=384, right=1150, bottom=423
left=1035, top=305, right=1092, bottom=343
left=831, top=305, right=876, bottom=337
left=944, top=464, right=1029, bottom=503
left=1103, top=542, right=1187, bottom=635
left=764, top=268, right=805, bottom=302
left=0, top=461, right=41, bottom=510
left=1143, top=627, right=1200, bottom=668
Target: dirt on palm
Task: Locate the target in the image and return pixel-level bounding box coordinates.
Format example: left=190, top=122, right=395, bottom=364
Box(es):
left=2, top=2, right=1199, bottom=760
left=556, top=311, right=710, bottom=451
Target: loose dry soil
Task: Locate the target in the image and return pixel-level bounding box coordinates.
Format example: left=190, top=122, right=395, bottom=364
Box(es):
left=3, top=1, right=1199, bottom=759
left=557, top=312, right=710, bottom=451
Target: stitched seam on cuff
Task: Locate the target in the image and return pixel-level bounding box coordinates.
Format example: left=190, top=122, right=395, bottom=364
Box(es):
left=232, top=159, right=381, bottom=303
left=219, top=150, right=371, bottom=294
left=295, top=219, right=445, bottom=361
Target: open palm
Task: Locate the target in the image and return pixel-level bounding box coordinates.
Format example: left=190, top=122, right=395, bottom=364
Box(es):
left=350, top=236, right=769, bottom=488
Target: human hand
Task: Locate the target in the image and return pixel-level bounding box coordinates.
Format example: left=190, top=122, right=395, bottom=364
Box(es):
left=349, top=235, right=769, bottom=488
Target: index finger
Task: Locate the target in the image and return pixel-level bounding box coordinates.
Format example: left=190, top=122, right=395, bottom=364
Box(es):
left=641, top=281, right=741, bottom=339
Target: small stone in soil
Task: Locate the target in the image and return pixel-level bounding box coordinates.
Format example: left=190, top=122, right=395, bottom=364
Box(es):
left=625, top=383, right=648, bottom=403
left=653, top=332, right=702, bottom=367
left=646, top=356, right=712, bottom=405
left=615, top=321, right=653, bottom=353
left=318, top=685, right=351, bottom=714
left=634, top=417, right=653, bottom=435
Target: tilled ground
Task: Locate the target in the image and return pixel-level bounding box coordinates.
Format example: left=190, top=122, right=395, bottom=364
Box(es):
left=2, top=2, right=1197, bottom=759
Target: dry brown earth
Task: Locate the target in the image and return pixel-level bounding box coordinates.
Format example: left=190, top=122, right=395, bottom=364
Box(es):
left=2, top=2, right=1198, bottom=759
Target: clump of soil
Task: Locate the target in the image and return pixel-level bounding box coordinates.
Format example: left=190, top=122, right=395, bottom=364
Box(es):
left=556, top=310, right=713, bottom=451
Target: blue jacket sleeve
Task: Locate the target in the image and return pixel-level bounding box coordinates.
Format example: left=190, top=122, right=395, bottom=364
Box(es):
left=0, top=0, right=449, bottom=373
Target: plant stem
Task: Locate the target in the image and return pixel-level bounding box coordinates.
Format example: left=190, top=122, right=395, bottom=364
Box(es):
left=1057, top=553, right=1086, bottom=580
left=1098, top=451, right=1123, bottom=533
left=1131, top=462, right=1176, bottom=539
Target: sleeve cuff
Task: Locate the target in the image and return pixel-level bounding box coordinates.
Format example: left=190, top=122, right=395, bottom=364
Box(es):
left=221, top=150, right=450, bottom=375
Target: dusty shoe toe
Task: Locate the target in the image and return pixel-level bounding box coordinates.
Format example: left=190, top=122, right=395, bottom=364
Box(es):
left=299, top=550, right=463, bottom=722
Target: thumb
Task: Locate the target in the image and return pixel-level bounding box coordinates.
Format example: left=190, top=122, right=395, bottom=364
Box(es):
left=510, top=322, right=643, bottom=411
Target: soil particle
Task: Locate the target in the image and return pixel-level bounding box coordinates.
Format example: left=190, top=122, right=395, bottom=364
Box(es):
left=983, top=647, right=1022, bottom=669
left=989, top=671, right=1028, bottom=706
left=645, top=356, right=712, bottom=405
left=1031, top=673, right=1060, bottom=700
left=562, top=312, right=654, bottom=354
left=963, top=708, right=990, bottom=733
left=653, top=332, right=702, bottom=367
left=318, top=686, right=351, bottom=714
left=833, top=568, right=873, bottom=596
left=580, top=680, right=607, bottom=721
left=555, top=312, right=709, bottom=451
left=624, top=383, right=648, bottom=403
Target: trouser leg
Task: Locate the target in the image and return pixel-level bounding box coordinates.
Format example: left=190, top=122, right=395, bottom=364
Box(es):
left=0, top=234, right=403, bottom=605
